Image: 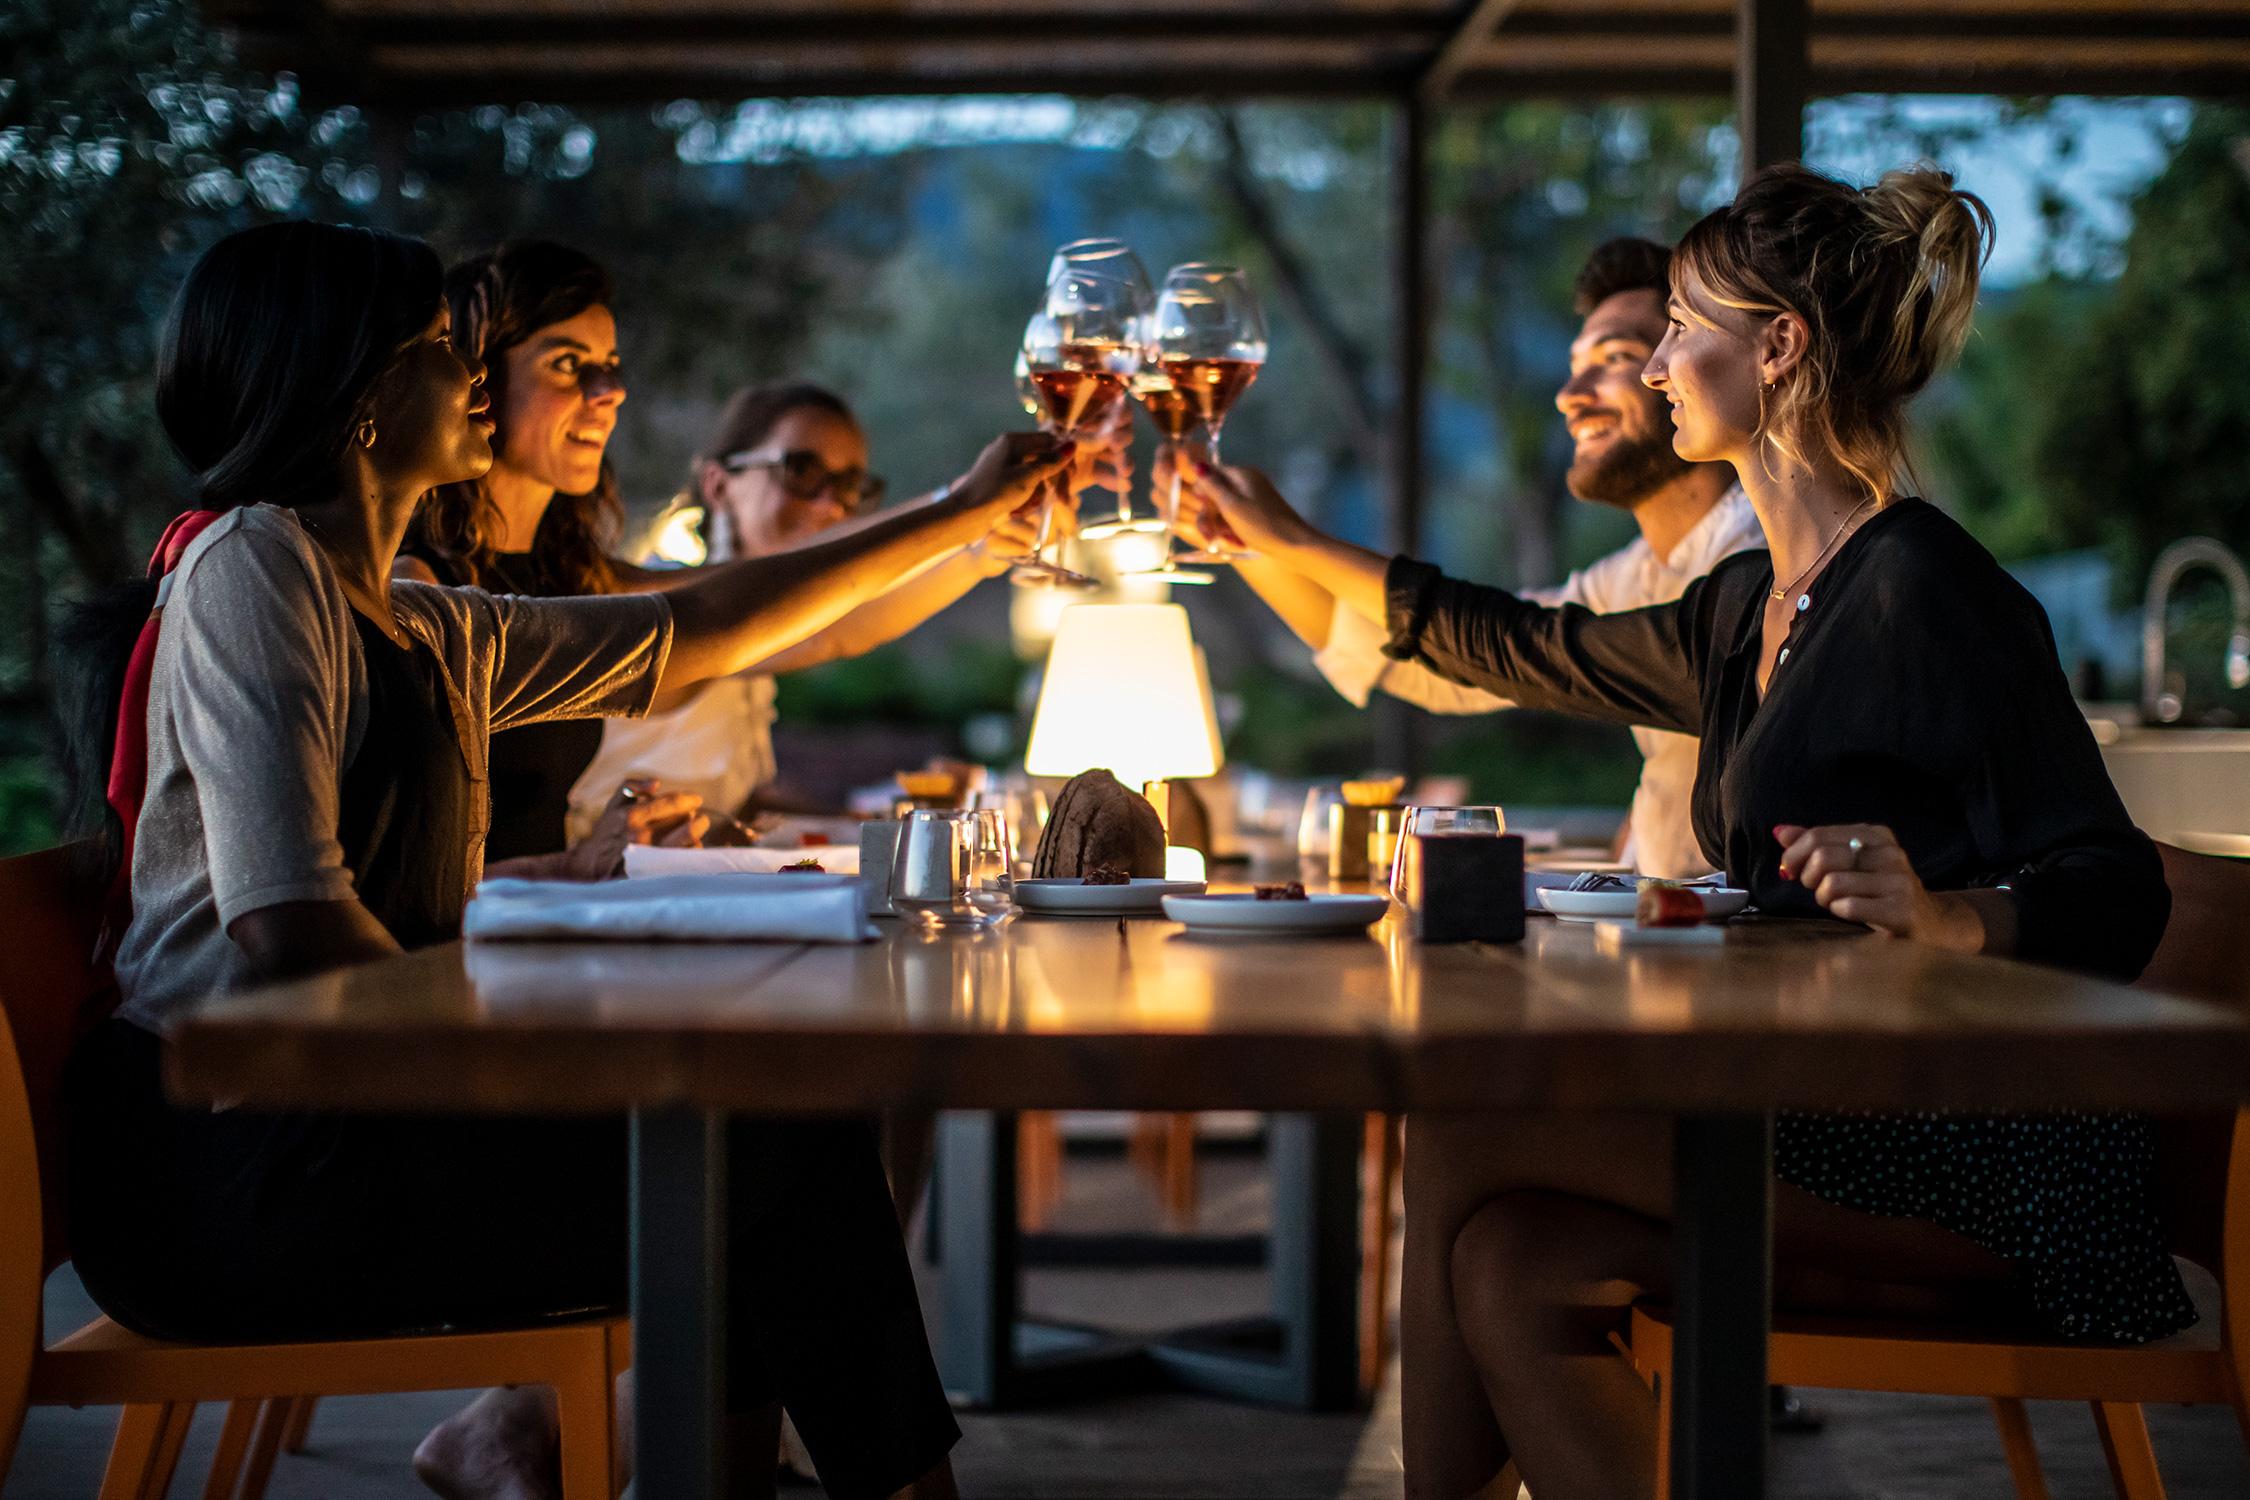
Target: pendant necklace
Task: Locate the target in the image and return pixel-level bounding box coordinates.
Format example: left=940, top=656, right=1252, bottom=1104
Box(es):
left=1771, top=495, right=1877, bottom=614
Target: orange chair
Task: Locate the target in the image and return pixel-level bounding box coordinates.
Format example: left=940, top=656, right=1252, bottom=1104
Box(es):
left=0, top=842, right=630, bottom=1499
left=1623, top=842, right=2250, bottom=1499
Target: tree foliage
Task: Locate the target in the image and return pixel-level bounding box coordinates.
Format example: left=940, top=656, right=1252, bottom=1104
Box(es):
left=2030, top=107, right=2250, bottom=588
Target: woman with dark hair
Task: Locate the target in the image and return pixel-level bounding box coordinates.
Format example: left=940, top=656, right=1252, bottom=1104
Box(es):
left=402, top=243, right=1066, bottom=869
left=64, top=220, right=1069, bottom=1500
left=1167, top=165, right=2192, bottom=1499
left=573, top=379, right=1043, bottom=826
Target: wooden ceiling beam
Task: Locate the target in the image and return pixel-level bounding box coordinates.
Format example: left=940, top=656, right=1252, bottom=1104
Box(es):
left=1421, top=0, right=1525, bottom=102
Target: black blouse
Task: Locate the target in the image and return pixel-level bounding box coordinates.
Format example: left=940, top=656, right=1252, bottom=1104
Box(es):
left=1384, top=499, right=2168, bottom=980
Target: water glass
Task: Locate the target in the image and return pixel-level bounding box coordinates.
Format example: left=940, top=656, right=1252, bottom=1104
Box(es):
left=892, top=809, right=1016, bottom=930
left=970, top=782, right=1048, bottom=876
left=1297, top=786, right=1344, bottom=864
left=1389, top=805, right=1506, bottom=903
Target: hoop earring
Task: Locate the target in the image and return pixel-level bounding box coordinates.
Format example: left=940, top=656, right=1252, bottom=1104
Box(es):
left=356, top=419, right=379, bottom=450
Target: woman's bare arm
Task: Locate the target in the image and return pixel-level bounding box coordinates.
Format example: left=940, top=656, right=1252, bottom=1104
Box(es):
left=229, top=899, right=401, bottom=983
left=656, top=433, right=1070, bottom=692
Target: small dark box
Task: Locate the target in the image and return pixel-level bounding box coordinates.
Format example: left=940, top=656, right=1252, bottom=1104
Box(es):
left=1407, top=832, right=1525, bottom=944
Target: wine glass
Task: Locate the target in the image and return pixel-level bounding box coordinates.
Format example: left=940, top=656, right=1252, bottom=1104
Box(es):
left=1008, top=309, right=1099, bottom=591
left=1150, top=263, right=1266, bottom=566
left=1044, top=238, right=1153, bottom=308
left=1045, top=264, right=1169, bottom=546
left=1118, top=358, right=1218, bottom=585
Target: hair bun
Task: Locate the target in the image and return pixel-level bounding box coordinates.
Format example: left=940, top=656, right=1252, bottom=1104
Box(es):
left=1859, top=167, right=1994, bottom=370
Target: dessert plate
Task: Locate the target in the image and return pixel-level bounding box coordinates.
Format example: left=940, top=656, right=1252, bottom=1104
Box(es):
left=1160, top=892, right=1390, bottom=935
left=1016, top=878, right=1206, bottom=915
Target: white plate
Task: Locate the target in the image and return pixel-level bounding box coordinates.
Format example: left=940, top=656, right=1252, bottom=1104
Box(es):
left=1017, top=878, right=1206, bottom=914
left=1523, top=865, right=1629, bottom=905
left=1161, top=891, right=1391, bottom=934
left=1536, top=886, right=1749, bottom=922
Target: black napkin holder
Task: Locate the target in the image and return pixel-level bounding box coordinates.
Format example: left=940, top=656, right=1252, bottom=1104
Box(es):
left=1407, top=832, right=1525, bottom=944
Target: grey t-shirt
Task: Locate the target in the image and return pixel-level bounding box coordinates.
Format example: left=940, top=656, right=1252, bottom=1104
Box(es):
left=114, top=504, right=674, bottom=1029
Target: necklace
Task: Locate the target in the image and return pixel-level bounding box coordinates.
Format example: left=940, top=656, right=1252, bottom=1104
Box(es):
left=1770, top=495, right=1877, bottom=609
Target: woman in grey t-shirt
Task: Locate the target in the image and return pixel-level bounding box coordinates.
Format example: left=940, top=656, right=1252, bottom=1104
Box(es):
left=65, top=222, right=1062, bottom=1500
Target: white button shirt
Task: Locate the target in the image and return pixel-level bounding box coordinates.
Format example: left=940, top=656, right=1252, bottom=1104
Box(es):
left=1313, top=485, right=1763, bottom=879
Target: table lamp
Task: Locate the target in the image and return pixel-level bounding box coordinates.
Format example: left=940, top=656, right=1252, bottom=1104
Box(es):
left=1025, top=603, right=1222, bottom=877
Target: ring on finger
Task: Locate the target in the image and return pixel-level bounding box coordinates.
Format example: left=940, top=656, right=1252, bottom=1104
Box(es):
left=1846, top=835, right=1866, bottom=871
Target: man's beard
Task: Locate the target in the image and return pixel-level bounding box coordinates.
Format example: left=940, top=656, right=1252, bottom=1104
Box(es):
left=1567, top=424, right=1694, bottom=509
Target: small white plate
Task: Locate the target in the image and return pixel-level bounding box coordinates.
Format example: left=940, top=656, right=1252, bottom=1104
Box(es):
left=1161, top=891, right=1391, bottom=935
left=1017, top=878, right=1206, bottom=915
left=1536, top=886, right=1749, bottom=923
left=1523, top=866, right=1629, bottom=905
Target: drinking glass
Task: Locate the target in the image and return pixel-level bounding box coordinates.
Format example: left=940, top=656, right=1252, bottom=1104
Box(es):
left=970, top=782, right=1047, bottom=876
left=1147, top=263, right=1266, bottom=566
left=892, top=809, right=1017, bottom=930
left=1388, top=805, right=1507, bottom=904
left=1044, top=238, right=1154, bottom=301
left=1044, top=269, right=1170, bottom=547
left=1115, top=356, right=1218, bottom=586
left=1009, top=309, right=1098, bottom=591
left=1296, top=785, right=1345, bottom=869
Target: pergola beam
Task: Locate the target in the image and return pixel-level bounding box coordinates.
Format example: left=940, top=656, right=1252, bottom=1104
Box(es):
left=1421, top=0, right=1524, bottom=103
left=1740, top=0, right=1808, bottom=171
left=217, top=0, right=2250, bottom=106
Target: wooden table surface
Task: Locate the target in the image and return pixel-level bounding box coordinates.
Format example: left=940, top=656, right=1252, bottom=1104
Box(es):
left=166, top=907, right=2250, bottom=1115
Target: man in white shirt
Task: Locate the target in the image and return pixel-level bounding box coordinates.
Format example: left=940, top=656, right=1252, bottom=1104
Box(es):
left=1224, top=238, right=1763, bottom=877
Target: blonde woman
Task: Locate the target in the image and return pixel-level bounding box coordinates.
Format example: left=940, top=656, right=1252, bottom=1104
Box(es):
left=1170, top=164, right=2188, bottom=1499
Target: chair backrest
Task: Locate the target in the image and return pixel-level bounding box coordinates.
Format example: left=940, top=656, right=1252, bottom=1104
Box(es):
left=2137, top=843, right=2250, bottom=1286
left=0, top=841, right=111, bottom=1279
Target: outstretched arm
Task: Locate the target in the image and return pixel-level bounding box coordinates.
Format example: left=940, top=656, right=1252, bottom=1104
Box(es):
left=657, top=433, right=1071, bottom=692
left=1175, top=456, right=1711, bottom=734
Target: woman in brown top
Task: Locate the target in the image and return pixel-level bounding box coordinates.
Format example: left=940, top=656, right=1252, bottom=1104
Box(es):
left=1170, top=165, right=2188, bottom=1499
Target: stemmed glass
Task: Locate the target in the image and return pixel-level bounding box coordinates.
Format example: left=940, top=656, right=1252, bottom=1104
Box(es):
left=1008, top=309, right=1099, bottom=591
left=1118, top=353, right=1219, bottom=584
left=1146, top=262, right=1266, bottom=567
left=1045, top=237, right=1152, bottom=304
left=1044, top=255, right=1168, bottom=546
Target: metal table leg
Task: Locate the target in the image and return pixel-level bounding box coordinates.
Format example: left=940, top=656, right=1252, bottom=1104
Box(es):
left=936, top=1110, right=1021, bottom=1406
left=632, top=1108, right=728, bottom=1500
left=1671, top=1113, right=1773, bottom=1500
left=935, top=1110, right=1362, bottom=1412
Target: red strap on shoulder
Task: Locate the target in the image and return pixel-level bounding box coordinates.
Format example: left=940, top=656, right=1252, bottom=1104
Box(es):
left=98, top=510, right=226, bottom=955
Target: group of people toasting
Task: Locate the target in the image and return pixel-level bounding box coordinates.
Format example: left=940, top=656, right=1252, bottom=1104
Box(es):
left=62, top=156, right=2192, bottom=1500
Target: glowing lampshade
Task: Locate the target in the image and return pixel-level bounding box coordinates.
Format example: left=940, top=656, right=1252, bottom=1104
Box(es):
left=1026, top=604, right=1223, bottom=791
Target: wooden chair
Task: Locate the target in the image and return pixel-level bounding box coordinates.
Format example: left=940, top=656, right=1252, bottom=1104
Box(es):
left=0, top=842, right=630, bottom=1499
left=1622, top=842, right=2250, bottom=1499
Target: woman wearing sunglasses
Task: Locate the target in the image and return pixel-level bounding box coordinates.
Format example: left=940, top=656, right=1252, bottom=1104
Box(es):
left=401, top=244, right=1061, bottom=872
left=570, top=381, right=1044, bottom=830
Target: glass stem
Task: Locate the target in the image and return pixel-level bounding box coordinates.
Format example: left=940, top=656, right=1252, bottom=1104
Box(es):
left=1031, top=477, right=1059, bottom=564
left=1159, top=460, right=1185, bottom=573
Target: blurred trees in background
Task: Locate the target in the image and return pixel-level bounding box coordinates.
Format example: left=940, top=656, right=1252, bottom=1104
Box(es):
left=2, top=0, right=2233, bottom=851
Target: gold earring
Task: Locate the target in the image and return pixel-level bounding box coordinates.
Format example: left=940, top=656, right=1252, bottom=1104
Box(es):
left=356, top=419, right=378, bottom=450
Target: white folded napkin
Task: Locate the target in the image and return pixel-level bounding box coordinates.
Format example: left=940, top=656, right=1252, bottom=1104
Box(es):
left=623, top=844, right=862, bottom=878
left=464, top=874, right=875, bottom=943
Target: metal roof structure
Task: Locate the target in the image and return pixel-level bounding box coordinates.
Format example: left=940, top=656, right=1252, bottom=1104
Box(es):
left=211, top=1, right=2250, bottom=106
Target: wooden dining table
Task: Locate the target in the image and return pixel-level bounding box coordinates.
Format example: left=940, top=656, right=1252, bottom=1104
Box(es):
left=165, top=897, right=2250, bottom=1500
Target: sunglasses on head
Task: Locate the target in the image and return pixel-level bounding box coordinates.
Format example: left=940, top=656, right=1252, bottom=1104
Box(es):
left=720, top=448, right=886, bottom=509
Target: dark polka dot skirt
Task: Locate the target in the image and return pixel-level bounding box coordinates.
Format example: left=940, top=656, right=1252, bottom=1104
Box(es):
left=1775, top=1109, right=2198, bottom=1345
